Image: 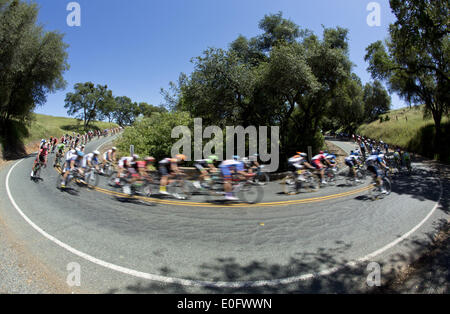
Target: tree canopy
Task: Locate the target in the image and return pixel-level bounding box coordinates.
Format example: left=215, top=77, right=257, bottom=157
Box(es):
left=168, top=12, right=384, bottom=162
left=0, top=0, right=69, bottom=133
left=365, top=0, right=449, bottom=158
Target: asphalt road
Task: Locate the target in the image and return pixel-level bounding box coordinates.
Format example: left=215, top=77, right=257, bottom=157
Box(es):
left=0, top=136, right=447, bottom=293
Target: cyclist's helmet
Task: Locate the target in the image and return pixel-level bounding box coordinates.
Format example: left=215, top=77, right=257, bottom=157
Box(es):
left=297, top=152, right=307, bottom=158
left=77, top=151, right=84, bottom=158
left=93, top=150, right=100, bottom=155
left=145, top=156, right=155, bottom=163
left=132, top=154, right=139, bottom=160
left=112, top=147, right=117, bottom=151
left=175, top=154, right=187, bottom=161
left=232, top=155, right=240, bottom=161
left=208, top=155, right=219, bottom=162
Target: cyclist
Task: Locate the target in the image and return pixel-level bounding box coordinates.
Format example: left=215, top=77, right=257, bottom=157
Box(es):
left=288, top=152, right=314, bottom=182
left=365, top=151, right=389, bottom=194
left=144, top=156, right=156, bottom=172
left=103, top=147, right=117, bottom=164
left=219, top=156, right=248, bottom=201
left=311, top=151, right=332, bottom=185
left=193, top=155, right=219, bottom=189
left=61, top=150, right=84, bottom=188
left=245, top=154, right=261, bottom=174
left=122, top=157, right=156, bottom=195
left=51, top=136, right=58, bottom=153
left=359, top=141, right=366, bottom=159
left=158, top=154, right=187, bottom=195
left=393, top=149, right=401, bottom=169
left=114, top=154, right=138, bottom=186
left=54, top=142, right=66, bottom=167
left=324, top=153, right=337, bottom=167
left=31, top=140, right=49, bottom=177
left=82, top=150, right=101, bottom=172
left=345, top=151, right=362, bottom=181
left=403, top=151, right=411, bottom=172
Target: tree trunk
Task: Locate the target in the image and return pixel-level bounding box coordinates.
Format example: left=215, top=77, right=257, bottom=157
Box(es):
left=432, top=110, right=442, bottom=159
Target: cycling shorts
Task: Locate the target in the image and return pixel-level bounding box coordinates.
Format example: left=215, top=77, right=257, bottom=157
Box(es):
left=367, top=165, right=380, bottom=177
left=345, top=160, right=355, bottom=168
left=159, top=165, right=169, bottom=176
left=312, top=159, right=324, bottom=170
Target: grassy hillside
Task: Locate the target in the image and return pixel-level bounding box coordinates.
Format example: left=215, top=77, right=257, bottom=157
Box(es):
left=24, top=114, right=118, bottom=145
left=0, top=113, right=118, bottom=159
left=357, top=105, right=449, bottom=162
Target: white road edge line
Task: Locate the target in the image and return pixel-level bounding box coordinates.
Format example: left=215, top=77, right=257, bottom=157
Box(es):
left=4, top=151, right=444, bottom=288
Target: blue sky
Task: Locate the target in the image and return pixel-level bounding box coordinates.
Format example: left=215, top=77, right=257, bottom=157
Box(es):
left=34, top=0, right=407, bottom=117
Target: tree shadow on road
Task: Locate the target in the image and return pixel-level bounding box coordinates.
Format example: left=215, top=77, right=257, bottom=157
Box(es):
left=104, top=213, right=448, bottom=294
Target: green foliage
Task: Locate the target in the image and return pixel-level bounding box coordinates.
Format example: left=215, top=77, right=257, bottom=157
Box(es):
left=64, top=82, right=113, bottom=130
left=0, top=0, right=69, bottom=132
left=168, top=12, right=362, bottom=164
left=116, top=112, right=193, bottom=161
left=328, top=74, right=365, bottom=134
left=363, top=80, right=391, bottom=122
left=112, top=96, right=139, bottom=127
left=138, top=102, right=167, bottom=117
left=365, top=0, right=449, bottom=157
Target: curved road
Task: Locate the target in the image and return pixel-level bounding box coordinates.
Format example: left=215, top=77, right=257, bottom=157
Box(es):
left=0, top=136, right=447, bottom=293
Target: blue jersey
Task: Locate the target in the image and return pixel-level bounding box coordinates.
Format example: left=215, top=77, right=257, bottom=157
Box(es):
left=366, top=155, right=383, bottom=167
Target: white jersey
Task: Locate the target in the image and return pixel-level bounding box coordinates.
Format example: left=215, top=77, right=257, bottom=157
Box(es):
left=65, top=149, right=77, bottom=162
left=82, top=153, right=99, bottom=168
left=288, top=156, right=306, bottom=169
left=118, top=157, right=133, bottom=168
left=345, top=155, right=359, bottom=162
left=103, top=149, right=114, bottom=160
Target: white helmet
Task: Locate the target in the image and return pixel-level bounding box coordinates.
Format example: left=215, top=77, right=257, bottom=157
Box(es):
left=93, top=150, right=100, bottom=155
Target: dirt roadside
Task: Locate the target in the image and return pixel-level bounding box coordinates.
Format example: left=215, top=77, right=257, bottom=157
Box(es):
left=327, top=139, right=449, bottom=294
left=0, top=142, right=87, bottom=294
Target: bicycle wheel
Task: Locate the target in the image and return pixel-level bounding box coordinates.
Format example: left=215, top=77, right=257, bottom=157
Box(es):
left=254, top=172, right=270, bottom=185
left=104, top=164, right=113, bottom=177
left=108, top=171, right=120, bottom=187
left=168, top=181, right=191, bottom=200
left=237, top=183, right=264, bottom=204
left=282, top=173, right=298, bottom=195
left=325, top=170, right=337, bottom=185
left=357, top=169, right=366, bottom=181
left=382, top=177, right=391, bottom=195
left=204, top=181, right=224, bottom=202
left=306, top=175, right=320, bottom=191
left=56, top=174, right=63, bottom=190
left=140, top=182, right=154, bottom=197
left=85, top=170, right=99, bottom=188
left=61, top=174, right=79, bottom=192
